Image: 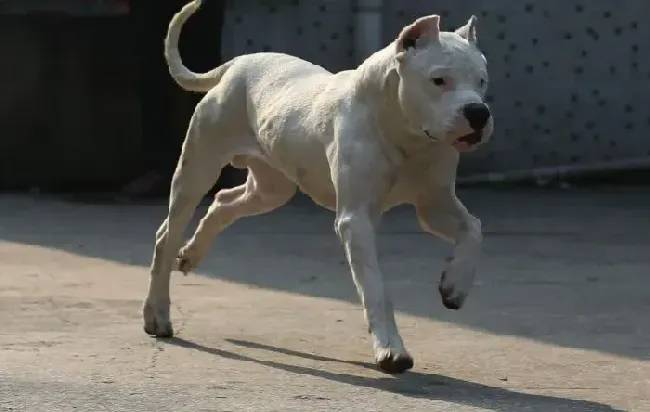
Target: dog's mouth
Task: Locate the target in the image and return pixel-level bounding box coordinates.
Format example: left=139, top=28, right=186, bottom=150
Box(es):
left=452, top=131, right=482, bottom=152
left=425, top=130, right=482, bottom=152
left=457, top=130, right=482, bottom=145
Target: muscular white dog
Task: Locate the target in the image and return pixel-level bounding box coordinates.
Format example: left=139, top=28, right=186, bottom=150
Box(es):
left=143, top=0, right=493, bottom=374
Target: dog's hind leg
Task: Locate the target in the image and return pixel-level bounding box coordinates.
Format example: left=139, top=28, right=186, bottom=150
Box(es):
left=177, top=156, right=296, bottom=273
left=143, top=103, right=230, bottom=338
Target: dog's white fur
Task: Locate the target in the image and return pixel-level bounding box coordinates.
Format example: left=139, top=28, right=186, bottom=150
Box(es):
left=143, top=0, right=493, bottom=373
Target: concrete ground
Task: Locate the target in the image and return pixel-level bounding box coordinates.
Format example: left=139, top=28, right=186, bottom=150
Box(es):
left=0, top=188, right=648, bottom=412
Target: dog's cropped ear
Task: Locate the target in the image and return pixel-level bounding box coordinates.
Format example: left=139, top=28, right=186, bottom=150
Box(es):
left=455, top=15, right=478, bottom=44
left=396, top=15, right=440, bottom=61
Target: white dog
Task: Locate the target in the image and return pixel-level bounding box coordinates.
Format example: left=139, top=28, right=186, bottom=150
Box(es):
left=143, top=0, right=493, bottom=374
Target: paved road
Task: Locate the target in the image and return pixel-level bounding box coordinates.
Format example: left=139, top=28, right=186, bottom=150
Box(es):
left=1, top=188, right=648, bottom=411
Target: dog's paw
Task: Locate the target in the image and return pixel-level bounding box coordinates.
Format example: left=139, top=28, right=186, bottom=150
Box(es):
left=142, top=300, right=174, bottom=338
left=439, top=255, right=476, bottom=310
left=177, top=244, right=204, bottom=274
left=375, top=347, right=414, bottom=374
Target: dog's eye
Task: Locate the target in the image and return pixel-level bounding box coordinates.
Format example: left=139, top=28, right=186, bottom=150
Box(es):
left=479, top=79, right=487, bottom=87
left=432, top=77, right=445, bottom=86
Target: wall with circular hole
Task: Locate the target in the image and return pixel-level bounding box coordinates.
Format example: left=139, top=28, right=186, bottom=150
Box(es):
left=222, top=0, right=354, bottom=74
left=222, top=1, right=650, bottom=177
left=383, top=0, right=650, bottom=175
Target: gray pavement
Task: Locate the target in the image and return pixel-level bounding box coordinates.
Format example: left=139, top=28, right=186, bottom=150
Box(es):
left=0, top=187, right=648, bottom=411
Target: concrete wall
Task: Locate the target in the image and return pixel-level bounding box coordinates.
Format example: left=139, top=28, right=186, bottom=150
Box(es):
left=222, top=0, right=650, bottom=177
left=221, top=0, right=356, bottom=73
left=382, top=0, right=650, bottom=177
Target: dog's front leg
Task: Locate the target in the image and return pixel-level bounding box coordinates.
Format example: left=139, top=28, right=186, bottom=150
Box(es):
left=416, top=185, right=482, bottom=310
left=332, top=141, right=413, bottom=374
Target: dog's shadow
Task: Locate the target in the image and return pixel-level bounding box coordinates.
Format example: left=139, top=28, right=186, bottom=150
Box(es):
left=159, top=337, right=622, bottom=412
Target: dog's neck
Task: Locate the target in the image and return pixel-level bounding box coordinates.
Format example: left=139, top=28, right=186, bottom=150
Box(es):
left=352, top=44, right=437, bottom=160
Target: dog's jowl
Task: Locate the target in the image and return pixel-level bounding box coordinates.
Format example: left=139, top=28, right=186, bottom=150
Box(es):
left=143, top=0, right=492, bottom=374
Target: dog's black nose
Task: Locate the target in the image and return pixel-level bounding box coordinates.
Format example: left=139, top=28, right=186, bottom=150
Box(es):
left=463, top=103, right=491, bottom=130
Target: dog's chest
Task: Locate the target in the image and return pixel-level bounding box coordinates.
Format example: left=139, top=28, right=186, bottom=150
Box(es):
left=292, top=156, right=432, bottom=212
left=381, top=160, right=430, bottom=209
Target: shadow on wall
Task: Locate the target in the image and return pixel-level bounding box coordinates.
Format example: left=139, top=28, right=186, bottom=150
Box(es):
left=1, top=188, right=650, bottom=365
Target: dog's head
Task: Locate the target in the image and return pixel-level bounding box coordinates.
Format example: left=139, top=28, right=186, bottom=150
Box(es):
left=394, top=15, right=493, bottom=152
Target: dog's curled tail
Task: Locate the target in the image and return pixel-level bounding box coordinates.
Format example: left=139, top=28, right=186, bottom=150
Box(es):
left=165, top=0, right=235, bottom=92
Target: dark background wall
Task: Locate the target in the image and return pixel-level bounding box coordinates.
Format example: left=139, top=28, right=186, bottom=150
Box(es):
left=0, top=14, right=142, bottom=191
left=0, top=0, right=228, bottom=193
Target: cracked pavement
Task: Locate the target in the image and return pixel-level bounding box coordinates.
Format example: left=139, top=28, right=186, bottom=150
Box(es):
left=0, top=188, right=648, bottom=411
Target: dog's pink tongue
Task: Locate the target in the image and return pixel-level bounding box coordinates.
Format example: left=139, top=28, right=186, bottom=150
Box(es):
left=452, top=141, right=471, bottom=152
